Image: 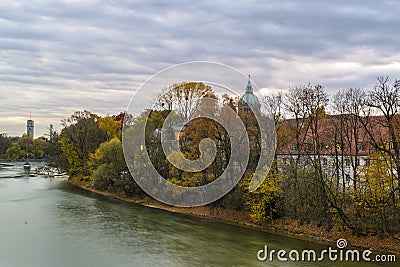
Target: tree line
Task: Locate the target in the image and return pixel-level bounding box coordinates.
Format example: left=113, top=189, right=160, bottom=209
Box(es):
left=265, top=76, right=400, bottom=235
left=0, top=134, right=55, bottom=160
left=32, top=77, right=400, bottom=236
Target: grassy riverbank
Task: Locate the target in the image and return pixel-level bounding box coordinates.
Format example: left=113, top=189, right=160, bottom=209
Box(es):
left=68, top=178, right=400, bottom=255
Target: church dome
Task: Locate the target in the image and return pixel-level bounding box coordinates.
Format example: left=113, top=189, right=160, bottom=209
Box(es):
left=240, top=92, right=260, bottom=106
left=239, top=75, right=260, bottom=106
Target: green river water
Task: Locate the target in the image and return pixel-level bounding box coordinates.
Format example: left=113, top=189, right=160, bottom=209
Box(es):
left=0, top=162, right=396, bottom=266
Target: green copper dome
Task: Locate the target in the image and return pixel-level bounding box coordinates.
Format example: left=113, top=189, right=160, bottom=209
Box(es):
left=239, top=75, right=260, bottom=106
left=240, top=93, right=260, bottom=106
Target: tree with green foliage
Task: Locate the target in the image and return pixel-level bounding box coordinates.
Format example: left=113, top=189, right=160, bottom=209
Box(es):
left=31, top=138, right=48, bottom=159
left=90, top=138, right=127, bottom=190
left=60, top=111, right=107, bottom=178
left=0, top=133, right=12, bottom=158
left=4, top=136, right=49, bottom=160
left=5, top=142, right=24, bottom=160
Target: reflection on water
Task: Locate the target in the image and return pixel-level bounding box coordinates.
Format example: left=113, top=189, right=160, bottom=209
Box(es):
left=0, top=164, right=396, bottom=267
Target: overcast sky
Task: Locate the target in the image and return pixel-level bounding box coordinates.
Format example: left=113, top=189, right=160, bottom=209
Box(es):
left=1, top=0, right=400, bottom=137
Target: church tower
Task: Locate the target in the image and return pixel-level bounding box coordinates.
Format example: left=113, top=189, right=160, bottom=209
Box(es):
left=237, top=75, right=261, bottom=169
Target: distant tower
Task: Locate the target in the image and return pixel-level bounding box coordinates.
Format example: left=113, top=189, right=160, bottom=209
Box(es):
left=49, top=124, right=54, bottom=142
left=27, top=119, right=34, bottom=139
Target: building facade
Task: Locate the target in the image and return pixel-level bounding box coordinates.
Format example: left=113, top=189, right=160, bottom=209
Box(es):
left=276, top=115, right=391, bottom=186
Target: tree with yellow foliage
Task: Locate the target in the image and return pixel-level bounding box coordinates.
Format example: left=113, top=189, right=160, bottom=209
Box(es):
left=350, top=152, right=399, bottom=233
left=98, top=116, right=122, bottom=141
left=240, top=166, right=284, bottom=223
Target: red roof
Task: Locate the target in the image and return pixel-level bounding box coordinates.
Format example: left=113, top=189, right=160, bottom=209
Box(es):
left=277, top=115, right=391, bottom=156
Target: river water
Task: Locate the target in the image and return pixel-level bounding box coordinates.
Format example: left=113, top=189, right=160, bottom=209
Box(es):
left=0, top=162, right=396, bottom=267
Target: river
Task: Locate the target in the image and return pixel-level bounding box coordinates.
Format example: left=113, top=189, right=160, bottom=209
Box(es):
left=0, top=162, right=396, bottom=267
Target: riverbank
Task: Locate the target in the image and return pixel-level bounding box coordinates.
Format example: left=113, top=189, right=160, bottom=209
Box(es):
left=68, top=178, right=400, bottom=255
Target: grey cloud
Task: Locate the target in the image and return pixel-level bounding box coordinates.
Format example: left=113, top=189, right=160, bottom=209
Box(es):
left=0, top=0, right=400, bottom=136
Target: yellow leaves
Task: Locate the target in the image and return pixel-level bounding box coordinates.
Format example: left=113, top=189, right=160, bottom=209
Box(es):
left=248, top=201, right=266, bottom=223
left=168, top=177, right=196, bottom=187
left=60, top=137, right=79, bottom=163
left=240, top=167, right=284, bottom=223
left=351, top=151, right=399, bottom=213
left=166, top=151, right=207, bottom=187
left=98, top=116, right=122, bottom=141
left=60, top=136, right=83, bottom=175
left=276, top=123, right=295, bottom=150
left=89, top=138, right=125, bottom=170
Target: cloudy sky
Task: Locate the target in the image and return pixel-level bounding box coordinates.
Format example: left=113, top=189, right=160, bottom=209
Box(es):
left=1, top=0, right=399, bottom=137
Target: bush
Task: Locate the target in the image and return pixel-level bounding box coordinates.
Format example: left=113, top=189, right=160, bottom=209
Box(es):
left=92, top=164, right=114, bottom=190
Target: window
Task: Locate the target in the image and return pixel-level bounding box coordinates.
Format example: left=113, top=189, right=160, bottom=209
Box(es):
left=292, top=142, right=299, bottom=151
left=318, top=142, right=326, bottom=151
left=356, top=142, right=365, bottom=151
left=389, top=141, right=394, bottom=150
left=345, top=159, right=351, bottom=167
left=304, top=143, right=313, bottom=152
left=282, top=158, right=287, bottom=165
left=323, top=158, right=328, bottom=166
left=356, top=158, right=360, bottom=165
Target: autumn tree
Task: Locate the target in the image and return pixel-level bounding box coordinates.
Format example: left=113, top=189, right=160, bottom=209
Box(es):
left=261, top=92, right=294, bottom=172
left=31, top=138, right=48, bottom=159
left=363, top=76, right=400, bottom=193
left=0, top=134, right=12, bottom=158
left=351, top=152, right=400, bottom=233
left=240, top=167, right=284, bottom=223
left=156, top=82, right=213, bottom=120
left=59, top=110, right=107, bottom=178
left=5, top=142, right=24, bottom=160
left=281, top=84, right=331, bottom=225
left=98, top=115, right=122, bottom=141
left=283, top=84, right=308, bottom=212
left=3, top=136, right=49, bottom=160
left=319, top=87, right=368, bottom=230
left=90, top=138, right=128, bottom=191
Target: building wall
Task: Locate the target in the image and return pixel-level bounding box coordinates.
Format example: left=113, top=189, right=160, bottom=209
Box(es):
left=276, top=154, right=369, bottom=186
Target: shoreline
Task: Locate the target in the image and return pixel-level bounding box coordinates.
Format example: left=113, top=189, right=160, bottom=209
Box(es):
left=68, top=179, right=400, bottom=255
